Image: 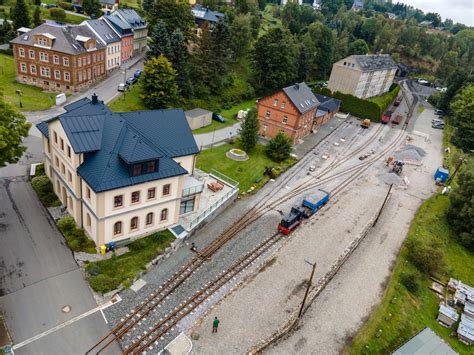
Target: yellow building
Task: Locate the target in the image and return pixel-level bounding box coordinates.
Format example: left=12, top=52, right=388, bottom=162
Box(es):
left=36, top=95, right=203, bottom=247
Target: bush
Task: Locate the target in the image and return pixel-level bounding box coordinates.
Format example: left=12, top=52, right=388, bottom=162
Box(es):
left=35, top=163, right=45, bottom=176
left=266, top=132, right=292, bottom=162
left=57, top=215, right=76, bottom=233
left=406, top=238, right=445, bottom=275
left=313, top=87, right=381, bottom=121
left=87, top=264, right=101, bottom=276
left=58, top=1, right=73, bottom=10
left=369, top=84, right=400, bottom=113
left=31, top=175, right=61, bottom=207
left=49, top=8, right=66, bottom=21
left=400, top=270, right=422, bottom=294
left=88, top=274, right=120, bottom=294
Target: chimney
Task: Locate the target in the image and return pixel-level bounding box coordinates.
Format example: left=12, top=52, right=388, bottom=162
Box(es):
left=92, top=93, right=98, bottom=104
left=294, top=83, right=300, bottom=90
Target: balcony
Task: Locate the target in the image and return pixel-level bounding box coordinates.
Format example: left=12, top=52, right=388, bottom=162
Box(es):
left=182, top=173, right=205, bottom=197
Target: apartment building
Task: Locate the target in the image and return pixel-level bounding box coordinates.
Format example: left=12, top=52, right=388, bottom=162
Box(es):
left=103, top=14, right=134, bottom=63
left=327, top=54, right=397, bottom=99
left=84, top=19, right=121, bottom=72
left=112, top=9, right=147, bottom=55
left=36, top=95, right=201, bottom=247
left=10, top=23, right=106, bottom=92
left=257, top=82, right=320, bottom=143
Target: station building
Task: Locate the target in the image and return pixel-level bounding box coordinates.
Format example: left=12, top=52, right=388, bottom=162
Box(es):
left=36, top=95, right=203, bottom=247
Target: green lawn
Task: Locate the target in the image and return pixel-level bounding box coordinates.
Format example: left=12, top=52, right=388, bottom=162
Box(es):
left=0, top=1, right=86, bottom=25
left=108, top=82, right=146, bottom=112
left=348, top=127, right=474, bottom=354
left=86, top=230, right=175, bottom=294
left=0, top=54, right=57, bottom=111
left=192, top=98, right=255, bottom=134
left=196, top=142, right=295, bottom=193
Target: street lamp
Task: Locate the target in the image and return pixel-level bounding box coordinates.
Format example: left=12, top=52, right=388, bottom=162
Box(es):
left=298, top=260, right=316, bottom=318
left=16, top=89, right=23, bottom=108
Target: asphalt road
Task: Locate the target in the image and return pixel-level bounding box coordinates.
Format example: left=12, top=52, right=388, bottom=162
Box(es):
left=0, top=177, right=119, bottom=354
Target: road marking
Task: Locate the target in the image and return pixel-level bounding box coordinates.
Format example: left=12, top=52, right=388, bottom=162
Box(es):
left=100, top=309, right=108, bottom=324
left=12, top=296, right=121, bottom=350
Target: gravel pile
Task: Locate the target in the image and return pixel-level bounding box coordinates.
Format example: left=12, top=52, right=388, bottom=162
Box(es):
left=403, top=144, right=426, bottom=156
left=379, top=172, right=405, bottom=186
left=394, top=149, right=422, bottom=163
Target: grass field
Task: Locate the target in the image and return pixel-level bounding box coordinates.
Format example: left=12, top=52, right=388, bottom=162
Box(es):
left=196, top=142, right=295, bottom=193
left=108, top=83, right=146, bottom=112
left=0, top=54, right=57, bottom=111
left=86, top=230, right=175, bottom=294
left=348, top=126, right=474, bottom=354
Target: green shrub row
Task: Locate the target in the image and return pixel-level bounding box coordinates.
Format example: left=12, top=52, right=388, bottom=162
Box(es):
left=58, top=1, right=73, bottom=10
left=57, top=216, right=97, bottom=254
left=313, top=83, right=400, bottom=122
left=31, top=173, right=61, bottom=207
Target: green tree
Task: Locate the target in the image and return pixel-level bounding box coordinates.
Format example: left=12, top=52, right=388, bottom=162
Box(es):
left=450, top=85, right=474, bottom=151
left=34, top=0, right=40, bottom=5
left=423, top=12, right=441, bottom=27
left=438, top=70, right=472, bottom=111
left=142, top=0, right=154, bottom=12
left=239, top=109, right=259, bottom=152
left=230, top=14, right=252, bottom=59
left=348, top=38, right=369, bottom=55
left=446, top=165, right=474, bottom=251
left=266, top=131, right=292, bottom=162
left=170, top=29, right=192, bottom=98
left=33, top=6, right=42, bottom=27
left=141, top=55, right=180, bottom=109
left=303, top=22, right=336, bottom=79
left=0, top=91, right=31, bottom=167
left=436, top=51, right=459, bottom=81
left=49, top=8, right=66, bottom=22
left=320, top=0, right=343, bottom=16
left=148, top=0, right=195, bottom=41
left=253, top=27, right=297, bottom=95
left=297, top=45, right=310, bottom=82
left=148, top=20, right=171, bottom=59
left=235, top=0, right=258, bottom=15
left=11, top=0, right=31, bottom=30
left=0, top=19, right=16, bottom=44
left=82, top=0, right=102, bottom=17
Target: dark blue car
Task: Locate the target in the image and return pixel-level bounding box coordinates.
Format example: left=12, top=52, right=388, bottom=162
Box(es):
left=134, top=70, right=142, bottom=79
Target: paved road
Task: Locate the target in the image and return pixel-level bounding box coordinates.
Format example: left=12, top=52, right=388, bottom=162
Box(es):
left=0, top=177, right=119, bottom=354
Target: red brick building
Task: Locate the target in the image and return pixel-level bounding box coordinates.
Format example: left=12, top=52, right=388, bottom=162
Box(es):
left=11, top=23, right=106, bottom=93
left=257, top=82, right=320, bottom=143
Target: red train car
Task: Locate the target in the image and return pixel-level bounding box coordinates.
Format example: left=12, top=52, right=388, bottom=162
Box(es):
left=381, top=110, right=393, bottom=124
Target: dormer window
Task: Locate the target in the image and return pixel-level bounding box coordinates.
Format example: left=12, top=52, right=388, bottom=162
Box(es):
left=146, top=161, right=155, bottom=173
left=38, top=37, right=48, bottom=46
left=132, top=164, right=141, bottom=176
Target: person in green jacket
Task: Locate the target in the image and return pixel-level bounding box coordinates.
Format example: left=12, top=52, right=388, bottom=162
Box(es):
left=212, top=316, right=220, bottom=333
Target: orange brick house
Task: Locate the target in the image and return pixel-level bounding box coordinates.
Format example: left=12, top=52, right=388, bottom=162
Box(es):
left=257, top=82, right=320, bottom=143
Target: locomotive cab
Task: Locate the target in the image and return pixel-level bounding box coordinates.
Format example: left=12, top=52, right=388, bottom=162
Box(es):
left=278, top=207, right=305, bottom=235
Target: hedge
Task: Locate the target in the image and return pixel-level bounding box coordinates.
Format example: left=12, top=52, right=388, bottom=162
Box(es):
left=31, top=172, right=61, bottom=207
left=57, top=216, right=97, bottom=254
left=313, top=83, right=400, bottom=122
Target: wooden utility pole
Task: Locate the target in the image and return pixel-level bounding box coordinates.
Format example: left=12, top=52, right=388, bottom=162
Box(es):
left=298, top=260, right=316, bottom=318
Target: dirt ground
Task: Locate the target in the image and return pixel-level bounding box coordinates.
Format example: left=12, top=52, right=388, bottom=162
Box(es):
left=187, top=106, right=443, bottom=354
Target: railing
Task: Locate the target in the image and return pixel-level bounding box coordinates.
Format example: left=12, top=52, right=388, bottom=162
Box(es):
left=182, top=184, right=204, bottom=198
left=210, top=169, right=239, bottom=188
left=187, top=187, right=238, bottom=230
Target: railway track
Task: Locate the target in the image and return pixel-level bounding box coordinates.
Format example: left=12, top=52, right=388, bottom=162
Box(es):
left=122, top=93, right=417, bottom=353
left=87, top=92, right=417, bottom=354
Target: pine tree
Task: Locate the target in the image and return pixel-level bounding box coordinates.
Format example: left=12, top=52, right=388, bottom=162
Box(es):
left=266, top=132, right=292, bottom=162
left=34, top=0, right=40, bottom=5
left=297, top=45, right=310, bottom=82
left=239, top=109, right=259, bottom=153
left=170, top=29, right=192, bottom=98
left=140, top=55, right=180, bottom=109
left=33, top=6, right=42, bottom=27
left=82, top=0, right=101, bottom=18
left=148, top=20, right=171, bottom=60
left=142, top=0, right=154, bottom=12
left=11, top=0, right=31, bottom=30
left=450, top=85, right=474, bottom=150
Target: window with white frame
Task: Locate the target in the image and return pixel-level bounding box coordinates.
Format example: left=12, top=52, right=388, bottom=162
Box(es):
left=53, top=55, right=59, bottom=64
left=18, top=48, right=25, bottom=57
left=265, top=110, right=270, bottom=118
left=40, top=67, right=50, bottom=77
left=20, top=63, right=27, bottom=73
left=64, top=72, right=70, bottom=82
left=30, top=64, right=36, bottom=74
left=37, top=37, right=48, bottom=46
left=54, top=70, right=61, bottom=80
left=273, top=99, right=278, bottom=106
left=28, top=50, right=35, bottom=59
left=63, top=57, right=69, bottom=66
left=282, top=115, right=288, bottom=124
left=40, top=52, right=49, bottom=62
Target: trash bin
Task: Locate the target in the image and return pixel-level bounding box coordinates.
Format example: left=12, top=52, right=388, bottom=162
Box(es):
left=100, top=245, right=107, bottom=255
left=108, top=241, right=116, bottom=251
left=434, top=167, right=449, bottom=182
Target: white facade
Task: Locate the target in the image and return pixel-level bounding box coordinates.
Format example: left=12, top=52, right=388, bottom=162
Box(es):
left=105, top=42, right=121, bottom=71
left=42, top=121, right=199, bottom=247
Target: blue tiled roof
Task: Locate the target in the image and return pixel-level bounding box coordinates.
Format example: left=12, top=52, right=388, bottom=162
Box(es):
left=36, top=120, right=49, bottom=138
left=104, top=15, right=133, bottom=36
left=64, top=97, right=92, bottom=112
left=314, top=94, right=341, bottom=113
left=36, top=98, right=198, bottom=193
left=114, top=9, right=146, bottom=29
left=192, top=5, right=224, bottom=23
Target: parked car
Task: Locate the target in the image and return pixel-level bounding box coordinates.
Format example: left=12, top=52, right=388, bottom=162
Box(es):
left=432, top=118, right=443, bottom=125
left=45, top=3, right=57, bottom=8
left=117, top=83, right=129, bottom=92
left=134, top=69, right=142, bottom=79
left=212, top=113, right=225, bottom=123
left=434, top=109, right=445, bottom=116
left=126, top=77, right=137, bottom=86
left=432, top=122, right=444, bottom=129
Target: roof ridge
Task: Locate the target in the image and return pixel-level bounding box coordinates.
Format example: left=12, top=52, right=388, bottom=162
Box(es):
left=121, top=117, right=166, bottom=157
